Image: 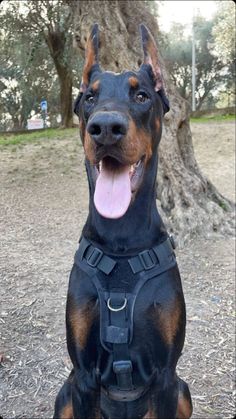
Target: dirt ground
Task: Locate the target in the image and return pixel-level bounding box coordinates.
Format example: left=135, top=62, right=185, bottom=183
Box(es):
left=0, top=121, right=235, bottom=419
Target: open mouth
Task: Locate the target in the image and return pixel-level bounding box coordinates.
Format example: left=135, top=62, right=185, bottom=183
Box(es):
left=93, top=155, right=145, bottom=219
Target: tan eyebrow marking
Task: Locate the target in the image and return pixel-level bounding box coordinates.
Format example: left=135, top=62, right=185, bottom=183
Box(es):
left=128, top=76, right=139, bottom=88
left=91, top=80, right=100, bottom=91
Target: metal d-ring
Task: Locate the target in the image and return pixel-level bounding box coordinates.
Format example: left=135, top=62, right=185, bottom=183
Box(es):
left=107, top=297, right=127, bottom=312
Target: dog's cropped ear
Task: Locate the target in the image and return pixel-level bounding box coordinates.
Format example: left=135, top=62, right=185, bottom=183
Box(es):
left=140, top=24, right=169, bottom=113
left=80, top=23, right=101, bottom=93
left=140, top=23, right=164, bottom=92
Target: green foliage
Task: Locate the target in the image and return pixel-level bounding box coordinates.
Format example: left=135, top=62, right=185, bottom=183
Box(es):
left=212, top=2, right=235, bottom=64
left=212, top=1, right=235, bottom=106
left=0, top=0, right=82, bottom=131
left=218, top=200, right=229, bottom=212
left=162, top=13, right=233, bottom=110
left=0, top=20, right=59, bottom=129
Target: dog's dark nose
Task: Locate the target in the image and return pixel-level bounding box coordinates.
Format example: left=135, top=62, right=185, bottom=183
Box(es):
left=87, top=112, right=128, bottom=145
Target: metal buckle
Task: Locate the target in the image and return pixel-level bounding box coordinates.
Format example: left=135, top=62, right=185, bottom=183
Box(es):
left=86, top=247, right=103, bottom=267
left=113, top=360, right=133, bottom=374
left=139, top=250, right=156, bottom=270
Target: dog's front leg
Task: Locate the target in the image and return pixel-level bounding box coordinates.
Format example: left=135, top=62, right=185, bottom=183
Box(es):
left=151, top=371, right=192, bottom=419
left=71, top=368, right=100, bottom=419
left=149, top=280, right=192, bottom=419
left=53, top=368, right=100, bottom=419
left=66, top=270, right=101, bottom=419
left=153, top=367, right=179, bottom=419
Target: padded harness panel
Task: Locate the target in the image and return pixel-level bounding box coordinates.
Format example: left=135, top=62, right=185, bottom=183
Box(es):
left=74, top=236, right=177, bottom=401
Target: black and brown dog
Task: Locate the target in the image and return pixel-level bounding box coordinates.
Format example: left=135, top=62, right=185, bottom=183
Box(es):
left=54, top=24, right=192, bottom=419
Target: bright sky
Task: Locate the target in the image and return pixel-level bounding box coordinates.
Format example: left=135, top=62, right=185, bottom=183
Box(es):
left=158, top=1, right=219, bottom=32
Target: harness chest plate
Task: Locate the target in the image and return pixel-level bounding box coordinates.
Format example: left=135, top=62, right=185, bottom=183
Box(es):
left=74, top=236, right=177, bottom=401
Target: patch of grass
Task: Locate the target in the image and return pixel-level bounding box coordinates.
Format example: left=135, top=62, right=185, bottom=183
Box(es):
left=218, top=200, right=230, bottom=211
left=190, top=114, right=235, bottom=123
left=0, top=128, right=78, bottom=146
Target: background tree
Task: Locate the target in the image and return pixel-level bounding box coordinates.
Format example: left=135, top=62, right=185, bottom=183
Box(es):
left=68, top=0, right=234, bottom=240
left=212, top=1, right=235, bottom=107
left=163, top=17, right=228, bottom=110
left=0, top=19, right=60, bottom=130
left=0, top=0, right=79, bottom=128
left=161, top=23, right=192, bottom=102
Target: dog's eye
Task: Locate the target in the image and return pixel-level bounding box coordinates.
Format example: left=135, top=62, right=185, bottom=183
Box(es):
left=135, top=91, right=150, bottom=103
left=85, top=94, right=95, bottom=105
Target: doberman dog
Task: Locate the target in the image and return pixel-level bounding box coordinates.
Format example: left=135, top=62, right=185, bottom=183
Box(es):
left=53, top=24, right=192, bottom=419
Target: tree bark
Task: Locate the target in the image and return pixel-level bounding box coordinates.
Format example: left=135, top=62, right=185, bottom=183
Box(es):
left=44, top=30, right=73, bottom=128
left=12, top=116, right=21, bottom=131
left=58, top=67, right=73, bottom=128
left=70, top=0, right=234, bottom=242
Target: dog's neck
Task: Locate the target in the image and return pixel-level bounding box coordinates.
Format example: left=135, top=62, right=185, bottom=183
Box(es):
left=82, top=152, right=167, bottom=255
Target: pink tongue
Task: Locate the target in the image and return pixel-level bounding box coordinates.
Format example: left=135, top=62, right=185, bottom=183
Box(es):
left=94, top=164, right=131, bottom=219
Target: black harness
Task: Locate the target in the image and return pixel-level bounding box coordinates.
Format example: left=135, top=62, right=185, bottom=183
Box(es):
left=74, top=235, right=177, bottom=402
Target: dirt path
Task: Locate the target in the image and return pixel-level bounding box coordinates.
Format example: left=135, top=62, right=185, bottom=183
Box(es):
left=191, top=121, right=235, bottom=202
left=0, top=121, right=235, bottom=418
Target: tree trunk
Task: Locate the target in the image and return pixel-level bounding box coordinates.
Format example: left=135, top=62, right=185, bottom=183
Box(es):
left=12, top=116, right=20, bottom=131
left=44, top=30, right=73, bottom=128
left=70, top=0, right=234, bottom=242
left=58, top=68, right=73, bottom=128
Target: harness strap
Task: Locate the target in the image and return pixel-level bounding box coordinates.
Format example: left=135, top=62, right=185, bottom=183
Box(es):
left=74, top=235, right=177, bottom=400
left=128, top=237, right=175, bottom=274
left=77, top=237, right=116, bottom=275
left=107, top=292, right=133, bottom=390
left=113, top=350, right=133, bottom=390
left=77, top=236, right=175, bottom=276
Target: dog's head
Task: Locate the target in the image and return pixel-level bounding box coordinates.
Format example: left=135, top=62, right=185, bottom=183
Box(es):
left=74, top=24, right=169, bottom=219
